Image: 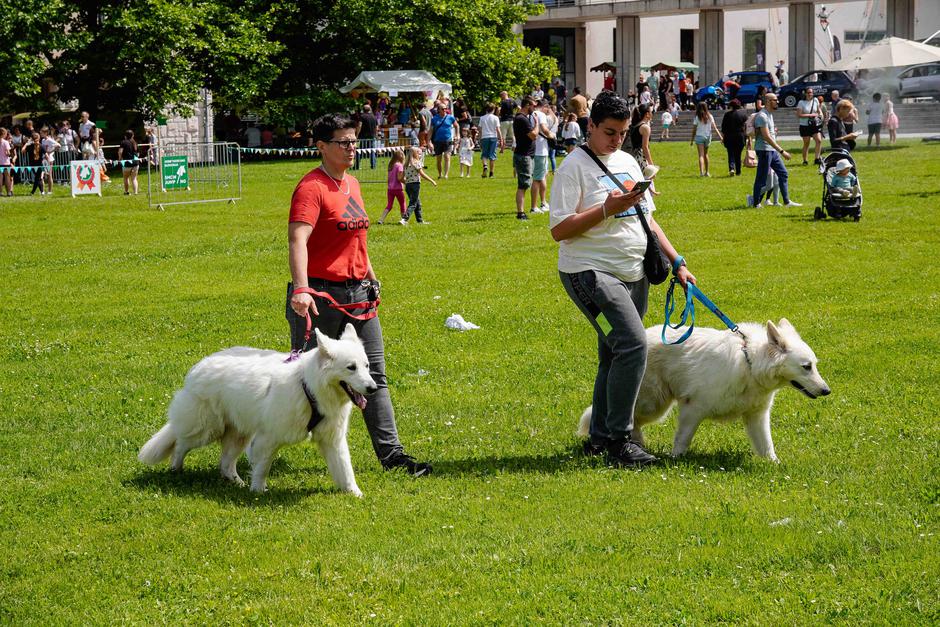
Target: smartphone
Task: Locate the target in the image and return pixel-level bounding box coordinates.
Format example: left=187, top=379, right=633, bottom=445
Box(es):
left=628, top=179, right=653, bottom=195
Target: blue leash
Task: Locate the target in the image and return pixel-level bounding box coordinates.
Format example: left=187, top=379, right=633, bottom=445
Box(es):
left=662, top=265, right=741, bottom=345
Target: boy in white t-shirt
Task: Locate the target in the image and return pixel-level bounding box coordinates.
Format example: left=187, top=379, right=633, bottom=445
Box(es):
left=660, top=111, right=673, bottom=140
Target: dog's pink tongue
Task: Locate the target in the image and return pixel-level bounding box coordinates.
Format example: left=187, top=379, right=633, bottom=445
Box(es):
left=354, top=393, right=367, bottom=410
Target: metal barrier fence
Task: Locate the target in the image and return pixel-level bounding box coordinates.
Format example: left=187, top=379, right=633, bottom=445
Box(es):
left=147, top=141, right=241, bottom=210
left=5, top=143, right=153, bottom=191
left=349, top=136, right=420, bottom=184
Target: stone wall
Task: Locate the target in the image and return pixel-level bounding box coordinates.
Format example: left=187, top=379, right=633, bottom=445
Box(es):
left=159, top=89, right=213, bottom=146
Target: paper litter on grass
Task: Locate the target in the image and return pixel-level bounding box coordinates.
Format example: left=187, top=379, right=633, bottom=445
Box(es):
left=445, top=314, right=480, bottom=331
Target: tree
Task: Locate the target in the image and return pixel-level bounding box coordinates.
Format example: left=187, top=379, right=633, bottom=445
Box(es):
left=0, top=0, right=68, bottom=114
left=50, top=0, right=282, bottom=118
left=251, top=0, right=557, bottom=120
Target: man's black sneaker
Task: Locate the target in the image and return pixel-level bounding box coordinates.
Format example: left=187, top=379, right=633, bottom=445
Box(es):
left=606, top=439, right=658, bottom=468
left=382, top=452, right=432, bottom=477
left=582, top=440, right=606, bottom=457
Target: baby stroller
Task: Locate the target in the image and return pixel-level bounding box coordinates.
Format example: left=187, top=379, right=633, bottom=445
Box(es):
left=814, top=149, right=862, bottom=221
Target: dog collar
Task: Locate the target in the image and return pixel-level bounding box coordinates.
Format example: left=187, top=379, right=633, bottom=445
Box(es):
left=302, top=380, right=325, bottom=431
left=736, top=330, right=754, bottom=369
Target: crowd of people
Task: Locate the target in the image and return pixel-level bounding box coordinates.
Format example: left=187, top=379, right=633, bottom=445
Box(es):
left=0, top=112, right=156, bottom=197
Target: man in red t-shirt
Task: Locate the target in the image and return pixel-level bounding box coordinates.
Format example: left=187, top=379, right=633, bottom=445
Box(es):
left=287, top=114, right=431, bottom=476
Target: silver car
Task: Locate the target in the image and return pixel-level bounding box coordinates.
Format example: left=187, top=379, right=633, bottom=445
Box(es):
left=897, top=63, right=940, bottom=99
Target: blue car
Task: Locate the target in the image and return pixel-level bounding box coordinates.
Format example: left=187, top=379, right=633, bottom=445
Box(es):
left=778, top=70, right=856, bottom=107
left=694, top=71, right=776, bottom=107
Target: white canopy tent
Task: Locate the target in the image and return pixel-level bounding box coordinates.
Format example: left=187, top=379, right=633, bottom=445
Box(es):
left=339, top=70, right=452, bottom=99
left=825, top=36, right=940, bottom=71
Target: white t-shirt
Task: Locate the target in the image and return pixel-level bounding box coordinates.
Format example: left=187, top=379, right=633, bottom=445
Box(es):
left=661, top=112, right=673, bottom=126
left=867, top=101, right=884, bottom=125
left=79, top=121, right=96, bottom=141
left=549, top=148, right=655, bottom=283
left=639, top=91, right=653, bottom=106
left=693, top=116, right=714, bottom=139
left=478, top=113, right=500, bottom=139
left=797, top=98, right=820, bottom=126
left=245, top=126, right=261, bottom=147
left=562, top=121, right=581, bottom=140
left=533, top=110, right=549, bottom=157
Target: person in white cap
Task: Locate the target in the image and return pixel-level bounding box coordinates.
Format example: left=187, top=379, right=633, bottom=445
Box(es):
left=830, top=158, right=858, bottom=199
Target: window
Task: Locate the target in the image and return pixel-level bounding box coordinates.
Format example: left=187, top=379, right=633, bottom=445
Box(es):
left=742, top=30, right=766, bottom=71
left=844, top=31, right=886, bottom=43
left=680, top=29, right=695, bottom=63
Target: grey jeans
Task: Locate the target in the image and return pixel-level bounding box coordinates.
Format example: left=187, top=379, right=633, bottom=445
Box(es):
left=286, top=280, right=403, bottom=462
left=560, top=270, right=649, bottom=443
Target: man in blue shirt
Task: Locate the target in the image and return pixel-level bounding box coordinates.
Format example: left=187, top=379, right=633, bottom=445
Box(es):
left=749, top=93, right=801, bottom=208
left=430, top=103, right=459, bottom=179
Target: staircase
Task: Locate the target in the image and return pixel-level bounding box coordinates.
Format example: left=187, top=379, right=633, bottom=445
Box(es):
left=647, top=102, right=940, bottom=140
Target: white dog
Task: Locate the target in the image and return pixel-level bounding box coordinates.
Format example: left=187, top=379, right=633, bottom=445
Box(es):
left=578, top=319, right=830, bottom=461
left=139, top=324, right=375, bottom=495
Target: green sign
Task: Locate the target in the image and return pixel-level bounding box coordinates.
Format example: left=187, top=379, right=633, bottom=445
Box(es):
left=162, top=155, right=189, bottom=190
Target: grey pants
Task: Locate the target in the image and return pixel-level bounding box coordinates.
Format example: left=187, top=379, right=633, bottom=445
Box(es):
left=560, top=270, right=649, bottom=443
left=286, top=280, right=403, bottom=462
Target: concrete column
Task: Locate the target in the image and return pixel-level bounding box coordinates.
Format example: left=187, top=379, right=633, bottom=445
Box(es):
left=615, top=16, right=641, bottom=100
left=886, top=0, right=915, bottom=39
left=575, top=26, right=587, bottom=94
left=788, top=3, right=815, bottom=77
left=697, top=10, right=724, bottom=87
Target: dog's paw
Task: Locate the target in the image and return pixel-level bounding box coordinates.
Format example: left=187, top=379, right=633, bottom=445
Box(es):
left=349, top=488, right=364, bottom=498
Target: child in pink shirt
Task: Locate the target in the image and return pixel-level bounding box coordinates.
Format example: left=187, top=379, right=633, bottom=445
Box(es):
left=378, top=148, right=405, bottom=224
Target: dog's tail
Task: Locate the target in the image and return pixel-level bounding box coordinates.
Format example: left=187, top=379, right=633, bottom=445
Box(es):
left=576, top=406, right=592, bottom=438
left=138, top=424, right=176, bottom=465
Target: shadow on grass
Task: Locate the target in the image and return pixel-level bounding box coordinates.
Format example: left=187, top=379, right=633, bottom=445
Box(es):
left=458, top=212, right=513, bottom=224
left=899, top=189, right=940, bottom=198
left=433, top=442, right=753, bottom=476
left=125, top=464, right=334, bottom=506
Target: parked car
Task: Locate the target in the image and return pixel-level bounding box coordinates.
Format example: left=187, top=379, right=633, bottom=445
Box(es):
left=694, top=71, right=775, bottom=107
left=897, top=62, right=940, bottom=99
left=778, top=70, right=856, bottom=107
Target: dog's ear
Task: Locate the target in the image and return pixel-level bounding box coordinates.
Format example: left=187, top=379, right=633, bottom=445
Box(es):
left=314, top=328, right=334, bottom=358
left=766, top=320, right=788, bottom=351
left=340, top=323, right=358, bottom=341
left=778, top=317, right=795, bottom=330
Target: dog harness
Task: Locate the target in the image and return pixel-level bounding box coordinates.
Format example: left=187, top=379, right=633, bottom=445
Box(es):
left=302, top=379, right=325, bottom=431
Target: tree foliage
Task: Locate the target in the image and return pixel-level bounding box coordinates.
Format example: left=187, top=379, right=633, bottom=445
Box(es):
left=4, top=0, right=555, bottom=121
left=255, top=0, right=556, bottom=120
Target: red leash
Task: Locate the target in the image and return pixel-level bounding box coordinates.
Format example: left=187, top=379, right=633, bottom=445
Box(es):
left=292, top=286, right=380, bottom=343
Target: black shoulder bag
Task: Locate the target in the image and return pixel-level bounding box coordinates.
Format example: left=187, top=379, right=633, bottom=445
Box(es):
left=579, top=144, right=671, bottom=285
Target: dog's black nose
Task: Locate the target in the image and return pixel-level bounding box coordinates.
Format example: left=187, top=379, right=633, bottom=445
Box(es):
left=367, top=385, right=378, bottom=394
left=820, top=387, right=831, bottom=396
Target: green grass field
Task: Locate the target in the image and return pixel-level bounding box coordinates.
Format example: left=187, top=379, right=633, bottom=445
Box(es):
left=1, top=139, right=938, bottom=624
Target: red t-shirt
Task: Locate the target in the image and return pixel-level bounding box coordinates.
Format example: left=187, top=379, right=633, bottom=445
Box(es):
left=289, top=168, right=371, bottom=281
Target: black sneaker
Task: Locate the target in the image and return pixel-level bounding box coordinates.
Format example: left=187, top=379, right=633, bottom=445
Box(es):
left=382, top=452, right=432, bottom=477
left=582, top=440, right=606, bottom=457
left=606, top=439, right=658, bottom=468
left=516, top=212, right=529, bottom=220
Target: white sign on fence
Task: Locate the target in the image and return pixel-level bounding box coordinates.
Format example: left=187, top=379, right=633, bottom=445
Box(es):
left=70, top=160, right=103, bottom=197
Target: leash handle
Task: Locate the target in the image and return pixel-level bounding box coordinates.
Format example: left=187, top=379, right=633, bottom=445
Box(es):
left=662, top=279, right=739, bottom=345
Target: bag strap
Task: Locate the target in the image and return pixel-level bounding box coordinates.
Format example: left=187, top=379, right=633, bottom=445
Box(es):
left=579, top=144, right=654, bottom=237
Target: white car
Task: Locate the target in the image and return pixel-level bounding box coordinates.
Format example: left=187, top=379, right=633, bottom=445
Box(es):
left=897, top=63, right=940, bottom=100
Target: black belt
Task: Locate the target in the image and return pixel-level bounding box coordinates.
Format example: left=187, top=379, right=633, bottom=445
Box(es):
left=308, top=277, right=373, bottom=289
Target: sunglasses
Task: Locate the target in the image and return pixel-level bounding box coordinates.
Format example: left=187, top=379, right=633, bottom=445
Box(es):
left=326, top=139, right=358, bottom=149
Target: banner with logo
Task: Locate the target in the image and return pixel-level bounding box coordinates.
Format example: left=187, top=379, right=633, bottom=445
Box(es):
left=161, top=155, right=189, bottom=190
left=70, top=160, right=102, bottom=197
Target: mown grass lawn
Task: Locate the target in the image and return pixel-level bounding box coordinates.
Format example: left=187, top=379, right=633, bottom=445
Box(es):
left=1, top=139, right=937, bottom=624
